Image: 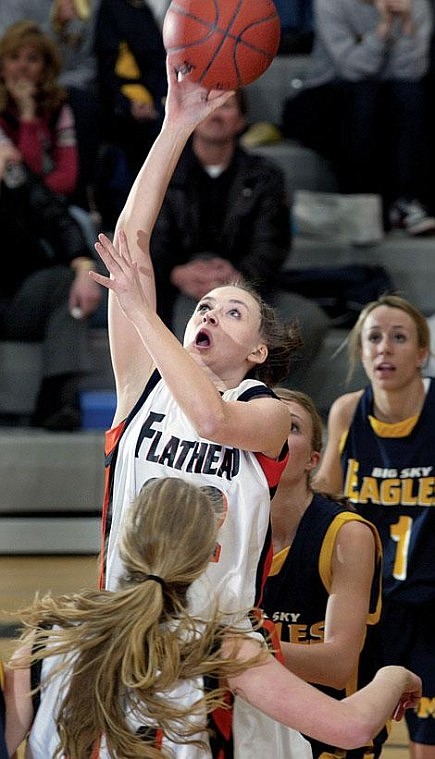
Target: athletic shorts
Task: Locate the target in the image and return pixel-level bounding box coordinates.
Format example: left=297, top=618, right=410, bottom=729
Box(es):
left=381, top=599, right=435, bottom=745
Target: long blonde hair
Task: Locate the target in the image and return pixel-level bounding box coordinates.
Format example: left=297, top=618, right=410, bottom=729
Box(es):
left=12, top=478, right=267, bottom=758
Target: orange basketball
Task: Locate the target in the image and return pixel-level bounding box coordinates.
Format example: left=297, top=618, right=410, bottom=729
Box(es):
left=163, top=0, right=281, bottom=91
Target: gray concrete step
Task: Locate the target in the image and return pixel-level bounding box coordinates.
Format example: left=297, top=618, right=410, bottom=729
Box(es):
left=0, top=429, right=104, bottom=554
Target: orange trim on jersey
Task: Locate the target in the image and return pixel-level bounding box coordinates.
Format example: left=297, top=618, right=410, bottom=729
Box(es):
left=99, top=420, right=127, bottom=589
left=256, top=447, right=289, bottom=487
left=90, top=736, right=101, bottom=758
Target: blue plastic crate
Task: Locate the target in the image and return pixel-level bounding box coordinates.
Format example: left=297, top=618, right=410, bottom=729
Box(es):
left=80, top=390, right=117, bottom=430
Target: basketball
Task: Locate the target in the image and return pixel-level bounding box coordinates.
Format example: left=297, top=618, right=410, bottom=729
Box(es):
left=162, top=0, right=281, bottom=91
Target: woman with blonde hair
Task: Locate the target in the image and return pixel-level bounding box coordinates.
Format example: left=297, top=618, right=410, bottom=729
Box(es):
left=4, top=477, right=422, bottom=758
left=315, top=294, right=435, bottom=759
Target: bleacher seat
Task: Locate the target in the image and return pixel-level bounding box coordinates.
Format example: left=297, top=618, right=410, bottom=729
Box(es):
left=0, top=329, right=114, bottom=423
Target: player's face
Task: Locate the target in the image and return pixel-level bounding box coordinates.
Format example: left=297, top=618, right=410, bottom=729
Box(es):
left=183, top=285, right=267, bottom=381
left=360, top=306, right=428, bottom=388
left=194, top=95, right=246, bottom=143
left=279, top=401, right=320, bottom=485
left=1, top=44, right=45, bottom=85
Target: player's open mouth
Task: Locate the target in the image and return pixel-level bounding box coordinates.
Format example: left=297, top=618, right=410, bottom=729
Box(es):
left=195, top=329, right=211, bottom=347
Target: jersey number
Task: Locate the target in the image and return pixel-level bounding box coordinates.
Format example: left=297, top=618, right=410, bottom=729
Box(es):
left=390, top=516, right=412, bottom=581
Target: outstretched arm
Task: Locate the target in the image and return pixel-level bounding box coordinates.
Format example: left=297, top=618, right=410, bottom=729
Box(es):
left=98, top=59, right=234, bottom=421
left=227, top=642, right=421, bottom=750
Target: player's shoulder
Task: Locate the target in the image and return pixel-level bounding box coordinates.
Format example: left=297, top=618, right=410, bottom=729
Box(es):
left=329, top=389, right=364, bottom=430
left=331, top=389, right=363, bottom=416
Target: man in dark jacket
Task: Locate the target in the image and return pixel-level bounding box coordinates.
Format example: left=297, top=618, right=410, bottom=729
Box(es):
left=0, top=146, right=102, bottom=430
left=150, top=90, right=329, bottom=385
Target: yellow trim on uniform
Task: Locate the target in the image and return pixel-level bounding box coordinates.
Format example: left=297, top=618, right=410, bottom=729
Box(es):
left=368, top=413, right=419, bottom=437
left=319, top=513, right=382, bottom=625
left=339, top=410, right=418, bottom=457
left=0, top=659, right=4, bottom=689
left=338, top=429, right=348, bottom=455
left=269, top=546, right=289, bottom=576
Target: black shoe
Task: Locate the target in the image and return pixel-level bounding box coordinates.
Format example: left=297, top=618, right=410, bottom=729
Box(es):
left=40, top=405, right=81, bottom=432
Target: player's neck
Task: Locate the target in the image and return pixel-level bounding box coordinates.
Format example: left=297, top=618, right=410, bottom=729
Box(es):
left=372, top=376, right=426, bottom=423
left=271, top=484, right=313, bottom=552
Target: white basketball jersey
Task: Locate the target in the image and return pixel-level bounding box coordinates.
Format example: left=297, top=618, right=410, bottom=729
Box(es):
left=103, top=374, right=287, bottom=620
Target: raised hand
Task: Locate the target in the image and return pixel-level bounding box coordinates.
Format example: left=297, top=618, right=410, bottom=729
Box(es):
left=91, top=231, right=153, bottom=324
left=163, top=57, right=235, bottom=133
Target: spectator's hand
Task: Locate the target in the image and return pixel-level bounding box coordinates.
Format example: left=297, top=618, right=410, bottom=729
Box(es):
left=69, top=268, right=102, bottom=319
left=375, top=0, right=394, bottom=36
left=385, top=0, right=411, bottom=15
left=5, top=77, right=36, bottom=120
left=131, top=100, right=159, bottom=121
left=170, top=257, right=239, bottom=300
left=385, top=0, right=413, bottom=33
left=0, top=142, right=22, bottom=178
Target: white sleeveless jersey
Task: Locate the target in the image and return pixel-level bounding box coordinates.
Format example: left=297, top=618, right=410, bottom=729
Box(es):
left=234, top=698, right=312, bottom=759
left=103, top=374, right=288, bottom=620
left=25, top=652, right=212, bottom=758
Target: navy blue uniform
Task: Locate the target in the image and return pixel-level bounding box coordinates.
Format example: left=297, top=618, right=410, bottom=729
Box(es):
left=263, top=492, right=385, bottom=759
left=341, top=380, right=435, bottom=744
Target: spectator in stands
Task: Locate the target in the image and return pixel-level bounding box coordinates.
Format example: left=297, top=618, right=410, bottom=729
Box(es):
left=282, top=0, right=435, bottom=236
left=0, top=141, right=102, bottom=431
left=275, top=0, right=314, bottom=54
left=46, top=0, right=99, bottom=95
left=94, top=0, right=167, bottom=230
left=149, top=89, right=330, bottom=387
left=0, top=18, right=98, bottom=244
left=0, top=3, right=102, bottom=213
left=0, top=20, right=78, bottom=199
left=45, top=0, right=102, bottom=212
